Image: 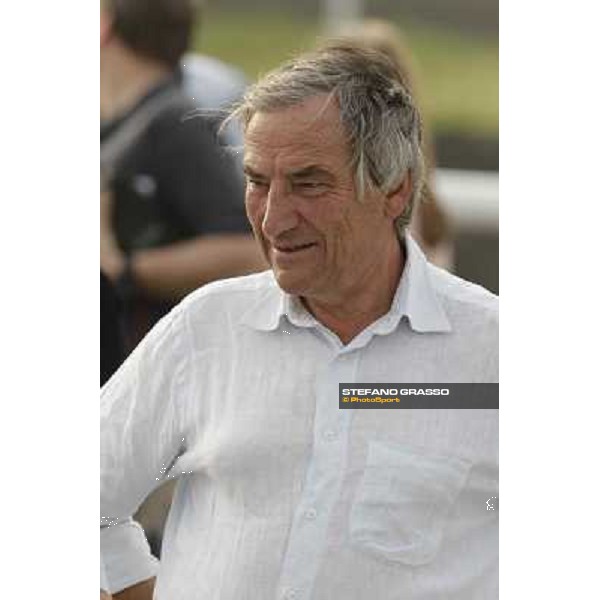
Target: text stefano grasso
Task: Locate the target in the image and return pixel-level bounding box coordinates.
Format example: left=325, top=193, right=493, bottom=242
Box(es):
left=341, top=388, right=450, bottom=396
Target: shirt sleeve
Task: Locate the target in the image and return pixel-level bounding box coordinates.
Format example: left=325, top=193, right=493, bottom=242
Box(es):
left=100, top=556, right=109, bottom=593
left=100, top=302, right=190, bottom=593
left=152, top=106, right=250, bottom=237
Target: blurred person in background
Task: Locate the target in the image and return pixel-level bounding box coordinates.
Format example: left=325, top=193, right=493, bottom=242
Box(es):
left=100, top=0, right=265, bottom=352
left=330, top=19, right=454, bottom=269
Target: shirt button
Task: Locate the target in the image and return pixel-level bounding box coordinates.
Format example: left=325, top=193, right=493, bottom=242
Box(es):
left=304, top=508, right=317, bottom=520
left=323, top=429, right=338, bottom=441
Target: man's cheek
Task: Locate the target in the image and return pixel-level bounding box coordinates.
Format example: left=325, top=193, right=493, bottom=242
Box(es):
left=246, top=206, right=264, bottom=233
left=256, top=234, right=272, bottom=264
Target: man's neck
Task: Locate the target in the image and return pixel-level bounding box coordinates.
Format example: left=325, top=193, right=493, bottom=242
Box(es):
left=100, top=48, right=172, bottom=122
left=303, top=238, right=405, bottom=345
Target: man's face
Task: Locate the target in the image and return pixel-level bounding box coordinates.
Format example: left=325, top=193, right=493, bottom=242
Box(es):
left=243, top=94, right=399, bottom=304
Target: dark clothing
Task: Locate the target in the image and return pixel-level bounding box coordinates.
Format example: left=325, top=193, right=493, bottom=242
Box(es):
left=101, top=70, right=249, bottom=253
left=100, top=272, right=125, bottom=386
left=101, top=70, right=249, bottom=347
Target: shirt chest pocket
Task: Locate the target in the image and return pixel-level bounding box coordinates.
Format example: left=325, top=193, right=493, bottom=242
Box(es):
left=349, top=441, right=472, bottom=566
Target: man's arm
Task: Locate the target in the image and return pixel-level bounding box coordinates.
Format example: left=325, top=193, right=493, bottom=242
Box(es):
left=102, top=195, right=267, bottom=302
left=101, top=304, right=189, bottom=595
left=100, top=189, right=126, bottom=282
left=129, top=233, right=266, bottom=301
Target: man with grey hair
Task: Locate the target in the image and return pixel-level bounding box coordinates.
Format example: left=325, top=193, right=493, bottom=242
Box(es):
left=101, top=44, right=498, bottom=599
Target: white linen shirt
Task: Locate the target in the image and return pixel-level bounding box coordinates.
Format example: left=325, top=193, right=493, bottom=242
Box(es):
left=101, top=235, right=499, bottom=599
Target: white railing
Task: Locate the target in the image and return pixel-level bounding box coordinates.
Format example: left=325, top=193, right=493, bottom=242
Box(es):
left=322, top=0, right=363, bottom=32
left=434, top=168, right=499, bottom=232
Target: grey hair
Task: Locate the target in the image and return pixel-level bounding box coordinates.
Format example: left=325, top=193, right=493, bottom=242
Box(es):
left=226, top=43, right=425, bottom=236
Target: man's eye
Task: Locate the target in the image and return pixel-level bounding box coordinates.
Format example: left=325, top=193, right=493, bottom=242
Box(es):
left=295, top=182, right=327, bottom=194
left=247, top=178, right=268, bottom=188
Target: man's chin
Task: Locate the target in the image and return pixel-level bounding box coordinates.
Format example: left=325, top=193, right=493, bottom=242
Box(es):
left=272, top=269, right=310, bottom=296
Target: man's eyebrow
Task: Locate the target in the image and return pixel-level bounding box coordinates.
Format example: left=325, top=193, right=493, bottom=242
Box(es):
left=243, top=165, right=266, bottom=179
left=289, top=165, right=333, bottom=179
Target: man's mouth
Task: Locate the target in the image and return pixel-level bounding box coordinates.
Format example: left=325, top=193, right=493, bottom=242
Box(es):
left=274, top=242, right=317, bottom=253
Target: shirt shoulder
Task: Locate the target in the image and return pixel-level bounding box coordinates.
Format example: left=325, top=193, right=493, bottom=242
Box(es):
left=425, top=267, right=498, bottom=382
left=179, top=270, right=278, bottom=321
left=427, top=264, right=498, bottom=354
left=428, top=265, right=498, bottom=325
left=181, top=53, right=247, bottom=108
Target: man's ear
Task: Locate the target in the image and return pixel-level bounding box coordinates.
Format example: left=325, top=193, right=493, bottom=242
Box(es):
left=100, top=10, right=115, bottom=48
left=384, top=171, right=413, bottom=219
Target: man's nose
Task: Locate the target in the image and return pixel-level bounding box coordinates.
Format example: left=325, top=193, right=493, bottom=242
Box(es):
left=262, top=181, right=298, bottom=240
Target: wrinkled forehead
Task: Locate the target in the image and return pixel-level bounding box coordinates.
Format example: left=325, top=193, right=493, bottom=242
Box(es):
left=243, top=94, right=352, bottom=171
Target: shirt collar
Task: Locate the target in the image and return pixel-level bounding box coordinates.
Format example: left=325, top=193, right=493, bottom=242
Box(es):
left=240, top=233, right=452, bottom=335
left=386, top=234, right=452, bottom=334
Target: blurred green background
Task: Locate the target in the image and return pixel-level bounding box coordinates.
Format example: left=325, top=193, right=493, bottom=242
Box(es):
left=194, top=12, right=498, bottom=138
